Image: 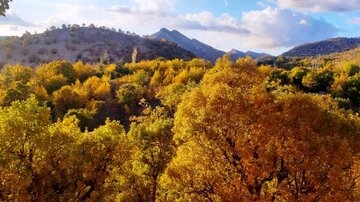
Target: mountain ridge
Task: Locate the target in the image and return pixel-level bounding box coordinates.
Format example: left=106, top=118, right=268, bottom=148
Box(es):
left=149, top=28, right=271, bottom=63
left=149, top=28, right=225, bottom=63
left=282, top=37, right=360, bottom=57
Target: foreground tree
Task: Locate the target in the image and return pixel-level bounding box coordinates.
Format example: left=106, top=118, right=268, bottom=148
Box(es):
left=0, top=0, right=11, bottom=16
left=0, top=97, right=133, bottom=200
left=0, top=97, right=51, bottom=201
left=119, top=105, right=175, bottom=201
left=160, top=56, right=359, bottom=201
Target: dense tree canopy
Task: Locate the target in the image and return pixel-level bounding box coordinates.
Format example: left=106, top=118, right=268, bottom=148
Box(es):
left=0, top=55, right=359, bottom=201
left=161, top=57, right=359, bottom=201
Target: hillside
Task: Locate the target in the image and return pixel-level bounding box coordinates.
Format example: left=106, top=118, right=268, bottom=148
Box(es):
left=283, top=37, right=360, bottom=57
left=0, top=25, right=195, bottom=66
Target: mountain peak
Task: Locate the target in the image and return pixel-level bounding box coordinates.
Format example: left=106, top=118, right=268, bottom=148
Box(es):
left=159, top=28, right=171, bottom=33
left=170, top=29, right=183, bottom=35
left=229, top=49, right=242, bottom=54
left=150, top=29, right=225, bottom=63
left=228, top=49, right=246, bottom=60
left=150, top=29, right=271, bottom=62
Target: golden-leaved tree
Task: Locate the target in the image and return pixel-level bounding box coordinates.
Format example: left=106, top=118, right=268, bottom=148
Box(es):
left=0, top=97, right=133, bottom=201
left=0, top=97, right=51, bottom=201
left=119, top=105, right=175, bottom=202
left=160, top=56, right=359, bottom=201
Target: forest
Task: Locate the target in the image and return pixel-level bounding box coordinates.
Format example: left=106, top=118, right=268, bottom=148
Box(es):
left=0, top=53, right=360, bottom=201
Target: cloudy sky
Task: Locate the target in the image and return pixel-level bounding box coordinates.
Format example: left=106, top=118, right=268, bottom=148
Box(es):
left=1, top=0, right=360, bottom=55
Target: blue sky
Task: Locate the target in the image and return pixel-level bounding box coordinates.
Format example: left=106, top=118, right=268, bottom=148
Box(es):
left=1, top=0, right=360, bottom=55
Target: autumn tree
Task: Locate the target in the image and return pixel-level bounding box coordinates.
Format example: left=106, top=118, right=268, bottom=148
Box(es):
left=75, top=119, right=132, bottom=201
left=0, top=64, right=34, bottom=105
left=116, top=83, right=144, bottom=112
left=83, top=76, right=112, bottom=101
left=73, top=61, right=97, bottom=82
left=52, top=85, right=88, bottom=118
left=0, top=96, right=51, bottom=201
left=121, top=105, right=174, bottom=201
left=0, top=64, right=33, bottom=88
left=160, top=56, right=359, bottom=201
left=35, top=60, right=76, bottom=94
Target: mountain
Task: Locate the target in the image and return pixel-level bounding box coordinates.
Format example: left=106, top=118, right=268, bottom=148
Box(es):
left=149, top=28, right=225, bottom=63
left=245, top=51, right=271, bottom=58
left=228, top=49, right=271, bottom=61
left=150, top=28, right=272, bottom=62
left=283, top=37, right=360, bottom=57
left=0, top=26, right=195, bottom=66
left=228, top=49, right=246, bottom=61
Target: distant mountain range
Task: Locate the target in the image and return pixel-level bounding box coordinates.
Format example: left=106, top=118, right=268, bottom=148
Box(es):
left=0, top=26, right=195, bottom=66
left=149, top=28, right=271, bottom=63
left=228, top=49, right=271, bottom=61
left=283, top=37, right=360, bottom=57
left=3, top=26, right=358, bottom=66
left=149, top=28, right=224, bottom=63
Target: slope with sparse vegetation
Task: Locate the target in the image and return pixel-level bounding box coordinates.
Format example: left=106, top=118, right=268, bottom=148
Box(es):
left=283, top=37, right=360, bottom=57
left=0, top=25, right=195, bottom=66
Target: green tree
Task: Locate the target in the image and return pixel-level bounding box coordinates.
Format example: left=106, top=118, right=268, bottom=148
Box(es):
left=342, top=76, right=360, bottom=106
left=0, top=0, right=12, bottom=16
left=122, top=106, right=175, bottom=202
left=269, top=69, right=290, bottom=85
left=116, top=83, right=144, bottom=111
left=289, top=67, right=308, bottom=89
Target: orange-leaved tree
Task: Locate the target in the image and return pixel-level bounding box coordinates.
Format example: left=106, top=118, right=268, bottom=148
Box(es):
left=160, top=56, right=360, bottom=201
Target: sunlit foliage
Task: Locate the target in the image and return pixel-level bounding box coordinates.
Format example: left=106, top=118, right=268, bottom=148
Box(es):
left=0, top=56, right=359, bottom=201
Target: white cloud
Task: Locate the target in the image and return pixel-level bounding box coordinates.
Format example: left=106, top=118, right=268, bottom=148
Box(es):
left=133, top=0, right=176, bottom=15
left=134, top=0, right=175, bottom=10
left=0, top=10, right=40, bottom=35
left=0, top=1, right=339, bottom=54
left=238, top=7, right=337, bottom=48
left=108, top=5, right=132, bottom=13
left=349, top=17, right=360, bottom=25
left=276, top=0, right=360, bottom=12
left=0, top=10, right=33, bottom=26
left=299, top=19, right=308, bottom=25
left=177, top=12, right=249, bottom=34
left=176, top=7, right=337, bottom=51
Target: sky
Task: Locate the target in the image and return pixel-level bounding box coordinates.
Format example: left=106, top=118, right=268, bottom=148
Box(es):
left=1, top=0, right=360, bottom=55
